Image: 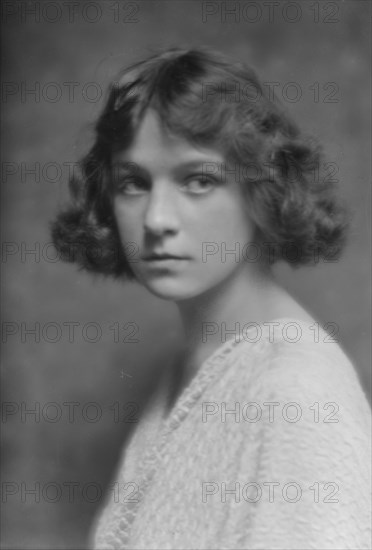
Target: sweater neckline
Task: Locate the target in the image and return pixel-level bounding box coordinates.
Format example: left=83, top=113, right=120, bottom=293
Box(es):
left=162, top=316, right=315, bottom=426
left=139, top=317, right=315, bottom=472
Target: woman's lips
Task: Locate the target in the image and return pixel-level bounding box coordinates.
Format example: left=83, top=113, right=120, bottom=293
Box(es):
left=142, top=252, right=190, bottom=261
left=142, top=254, right=190, bottom=268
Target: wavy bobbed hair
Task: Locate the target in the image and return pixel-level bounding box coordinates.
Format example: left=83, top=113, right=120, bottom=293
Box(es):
left=51, top=47, right=349, bottom=278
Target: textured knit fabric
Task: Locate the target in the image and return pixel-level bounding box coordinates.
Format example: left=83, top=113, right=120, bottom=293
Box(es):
left=91, top=318, right=371, bottom=550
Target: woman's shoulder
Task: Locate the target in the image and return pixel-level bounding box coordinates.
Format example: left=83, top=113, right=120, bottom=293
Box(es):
left=223, top=317, right=371, bottom=423
left=216, top=318, right=371, bottom=480
left=232, top=317, right=361, bottom=380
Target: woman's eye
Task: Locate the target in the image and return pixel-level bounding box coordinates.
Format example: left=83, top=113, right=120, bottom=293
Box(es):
left=182, top=176, right=216, bottom=194
left=116, top=177, right=148, bottom=195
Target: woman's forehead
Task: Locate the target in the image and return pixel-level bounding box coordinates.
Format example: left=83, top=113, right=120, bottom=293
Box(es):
left=111, top=109, right=226, bottom=170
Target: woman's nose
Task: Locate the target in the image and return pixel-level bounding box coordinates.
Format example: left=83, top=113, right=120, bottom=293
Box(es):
left=143, top=184, right=179, bottom=236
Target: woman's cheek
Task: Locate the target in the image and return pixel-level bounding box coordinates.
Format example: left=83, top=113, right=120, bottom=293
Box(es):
left=114, top=205, right=143, bottom=250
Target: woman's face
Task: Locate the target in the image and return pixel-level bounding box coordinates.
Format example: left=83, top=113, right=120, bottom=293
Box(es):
left=112, top=109, right=256, bottom=301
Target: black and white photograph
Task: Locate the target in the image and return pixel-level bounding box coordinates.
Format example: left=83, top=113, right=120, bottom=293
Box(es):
left=1, top=1, right=371, bottom=549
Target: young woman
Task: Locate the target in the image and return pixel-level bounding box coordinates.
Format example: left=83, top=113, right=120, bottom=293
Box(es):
left=51, top=48, right=371, bottom=549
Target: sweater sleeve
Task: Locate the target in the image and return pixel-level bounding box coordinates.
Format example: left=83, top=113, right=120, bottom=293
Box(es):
left=221, top=341, right=371, bottom=550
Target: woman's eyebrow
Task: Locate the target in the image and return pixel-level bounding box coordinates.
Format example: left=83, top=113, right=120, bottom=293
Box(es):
left=111, top=161, right=148, bottom=176
left=172, top=160, right=225, bottom=179
left=176, top=159, right=224, bottom=170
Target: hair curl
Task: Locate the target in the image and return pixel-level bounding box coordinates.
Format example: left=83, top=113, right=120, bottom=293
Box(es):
left=50, top=47, right=349, bottom=277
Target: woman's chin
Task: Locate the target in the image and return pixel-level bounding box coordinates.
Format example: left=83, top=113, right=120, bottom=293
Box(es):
left=139, top=278, right=206, bottom=302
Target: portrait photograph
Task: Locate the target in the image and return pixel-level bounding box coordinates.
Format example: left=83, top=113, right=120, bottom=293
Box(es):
left=1, top=1, right=371, bottom=549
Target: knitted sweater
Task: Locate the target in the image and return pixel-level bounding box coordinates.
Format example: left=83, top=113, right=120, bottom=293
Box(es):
left=92, top=318, right=371, bottom=550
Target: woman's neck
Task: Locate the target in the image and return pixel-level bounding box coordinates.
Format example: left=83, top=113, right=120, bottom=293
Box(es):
left=174, top=261, right=313, bottom=387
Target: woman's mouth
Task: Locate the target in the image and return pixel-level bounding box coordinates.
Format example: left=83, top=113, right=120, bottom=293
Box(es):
left=142, top=253, right=190, bottom=268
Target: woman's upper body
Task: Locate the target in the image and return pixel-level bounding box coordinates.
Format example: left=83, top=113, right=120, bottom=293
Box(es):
left=91, top=318, right=371, bottom=550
